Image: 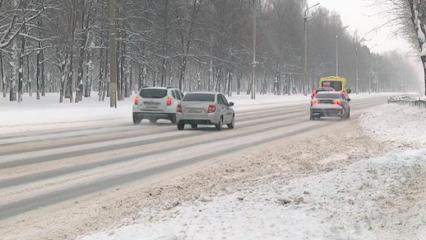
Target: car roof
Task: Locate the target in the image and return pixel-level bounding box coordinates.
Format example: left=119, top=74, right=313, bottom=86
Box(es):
left=185, top=92, right=219, bottom=95
left=316, top=91, right=341, bottom=95
left=141, top=87, right=179, bottom=90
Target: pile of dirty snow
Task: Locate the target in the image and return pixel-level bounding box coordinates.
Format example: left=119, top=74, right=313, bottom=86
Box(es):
left=79, top=149, right=426, bottom=240
left=360, top=104, right=426, bottom=147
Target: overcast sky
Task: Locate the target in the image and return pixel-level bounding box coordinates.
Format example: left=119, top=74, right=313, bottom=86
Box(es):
left=307, top=0, right=423, bottom=91
left=308, top=0, right=412, bottom=54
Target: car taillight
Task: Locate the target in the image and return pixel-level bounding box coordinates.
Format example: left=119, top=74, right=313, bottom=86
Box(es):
left=176, top=104, right=182, bottom=113
left=311, top=99, right=319, bottom=106
left=133, top=97, right=140, bottom=105
left=334, top=100, right=343, bottom=106
left=166, top=97, right=173, bottom=106
left=208, top=104, right=217, bottom=113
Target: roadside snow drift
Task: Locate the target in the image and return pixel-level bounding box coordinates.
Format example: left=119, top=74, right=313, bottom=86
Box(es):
left=360, top=104, right=426, bottom=147
left=0, top=93, right=309, bottom=134
left=79, top=149, right=426, bottom=240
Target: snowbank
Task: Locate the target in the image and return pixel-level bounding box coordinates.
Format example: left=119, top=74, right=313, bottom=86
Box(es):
left=0, top=93, right=310, bottom=134
left=360, top=104, right=426, bottom=147
left=79, top=149, right=426, bottom=240
left=0, top=92, right=396, bottom=134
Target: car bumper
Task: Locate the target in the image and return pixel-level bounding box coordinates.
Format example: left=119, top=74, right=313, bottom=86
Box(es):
left=133, top=112, right=175, bottom=120
left=177, top=113, right=220, bottom=125
left=311, top=107, right=344, bottom=117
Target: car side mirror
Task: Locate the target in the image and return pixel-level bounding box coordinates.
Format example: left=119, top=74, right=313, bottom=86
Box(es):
left=228, top=102, right=234, bottom=107
left=347, top=98, right=351, bottom=102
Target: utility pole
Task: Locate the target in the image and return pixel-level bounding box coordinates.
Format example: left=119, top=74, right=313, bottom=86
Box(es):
left=355, top=37, right=366, bottom=95
left=355, top=46, right=359, bottom=94
left=304, top=3, right=320, bottom=94
left=251, top=0, right=256, bottom=100
left=304, top=15, right=308, bottom=94
left=109, top=0, right=118, bottom=108
left=336, top=25, right=349, bottom=77
left=335, top=34, right=339, bottom=76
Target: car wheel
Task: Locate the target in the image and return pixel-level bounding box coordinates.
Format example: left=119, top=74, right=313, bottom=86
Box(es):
left=191, top=124, right=198, bottom=129
left=149, top=118, right=157, bottom=124
left=215, top=117, right=223, bottom=131
left=133, top=115, right=142, bottom=125
left=227, top=116, right=235, bottom=129
left=177, top=122, right=185, bottom=130
left=170, top=115, right=177, bottom=124
left=310, top=114, right=315, bottom=121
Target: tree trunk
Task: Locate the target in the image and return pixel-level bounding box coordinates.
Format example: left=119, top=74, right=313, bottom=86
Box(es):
left=227, top=71, right=232, bottom=97
left=109, top=0, right=118, bottom=108
left=422, top=56, right=426, bottom=96
left=18, top=29, right=25, bottom=102
left=161, top=0, right=169, bottom=87
left=0, top=52, right=5, bottom=98
left=36, top=47, right=41, bottom=100
left=26, top=55, right=32, bottom=97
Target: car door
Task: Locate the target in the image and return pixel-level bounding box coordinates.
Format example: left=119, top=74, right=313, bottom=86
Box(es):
left=219, top=94, right=232, bottom=123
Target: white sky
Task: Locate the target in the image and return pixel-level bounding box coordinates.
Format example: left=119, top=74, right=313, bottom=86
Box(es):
left=308, top=0, right=424, bottom=91
left=308, top=0, right=412, bottom=54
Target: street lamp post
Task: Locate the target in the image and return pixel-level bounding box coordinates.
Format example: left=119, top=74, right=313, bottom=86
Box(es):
left=336, top=34, right=339, bottom=76
left=304, top=3, right=320, bottom=95
left=355, top=37, right=366, bottom=95
left=336, top=25, right=349, bottom=77
left=251, top=0, right=256, bottom=100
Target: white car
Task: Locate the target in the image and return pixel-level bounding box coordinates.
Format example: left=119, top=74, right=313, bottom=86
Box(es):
left=176, top=92, right=235, bottom=131
left=132, top=87, right=184, bottom=124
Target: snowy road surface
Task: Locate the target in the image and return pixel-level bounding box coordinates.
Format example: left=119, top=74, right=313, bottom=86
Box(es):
left=0, top=96, right=387, bottom=239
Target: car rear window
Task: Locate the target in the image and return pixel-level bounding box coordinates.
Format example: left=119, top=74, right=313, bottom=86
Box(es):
left=316, top=93, right=342, bottom=99
left=140, top=89, right=167, bottom=99
left=321, top=81, right=342, bottom=91
left=183, top=93, right=215, bottom=102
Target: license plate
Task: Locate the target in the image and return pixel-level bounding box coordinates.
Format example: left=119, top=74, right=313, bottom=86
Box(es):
left=146, top=105, right=158, bottom=109
left=188, top=109, right=202, bottom=113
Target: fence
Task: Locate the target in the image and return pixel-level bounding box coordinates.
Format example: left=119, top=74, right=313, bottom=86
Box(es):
left=388, top=96, right=426, bottom=109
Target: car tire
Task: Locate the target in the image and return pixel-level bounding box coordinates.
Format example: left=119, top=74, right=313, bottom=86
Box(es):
left=177, top=122, right=185, bottom=131
left=170, top=115, right=177, bottom=124
left=133, top=115, right=142, bottom=125
left=310, top=114, right=315, bottom=121
left=149, top=118, right=157, bottom=124
left=227, top=116, right=235, bottom=129
left=191, top=124, right=198, bottom=129
left=215, top=117, right=223, bottom=131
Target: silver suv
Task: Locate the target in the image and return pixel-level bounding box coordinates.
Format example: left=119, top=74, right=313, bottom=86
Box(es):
left=176, top=92, right=235, bottom=131
left=132, top=87, right=184, bottom=124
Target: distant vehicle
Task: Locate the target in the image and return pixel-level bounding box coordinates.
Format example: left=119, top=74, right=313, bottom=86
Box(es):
left=319, top=76, right=352, bottom=95
left=310, top=91, right=351, bottom=120
left=176, top=92, right=235, bottom=131
left=132, top=87, right=184, bottom=124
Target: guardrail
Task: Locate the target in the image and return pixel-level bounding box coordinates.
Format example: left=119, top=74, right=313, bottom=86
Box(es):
left=388, top=96, right=426, bottom=109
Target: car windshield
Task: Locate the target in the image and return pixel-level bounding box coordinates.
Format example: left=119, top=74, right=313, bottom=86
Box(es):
left=183, top=93, right=215, bottom=102
left=321, top=81, right=342, bottom=91
left=140, top=89, right=167, bottom=99
left=316, top=93, right=342, bottom=99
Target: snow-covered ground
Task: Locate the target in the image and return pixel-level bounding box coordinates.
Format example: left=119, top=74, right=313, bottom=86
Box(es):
left=0, top=92, right=398, bottom=134
left=360, top=103, right=426, bottom=147
left=80, top=149, right=426, bottom=240
left=0, top=93, right=308, bottom=134
left=78, top=100, right=426, bottom=240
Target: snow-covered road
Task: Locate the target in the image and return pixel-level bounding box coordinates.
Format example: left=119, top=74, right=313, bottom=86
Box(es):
left=75, top=99, right=425, bottom=240
left=0, top=94, right=405, bottom=240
